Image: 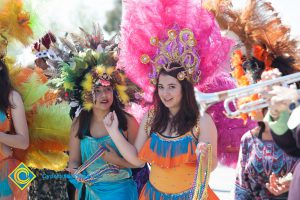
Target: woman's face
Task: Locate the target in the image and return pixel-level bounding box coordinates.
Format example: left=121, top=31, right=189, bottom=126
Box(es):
left=93, top=85, right=114, bottom=111
left=158, top=74, right=182, bottom=113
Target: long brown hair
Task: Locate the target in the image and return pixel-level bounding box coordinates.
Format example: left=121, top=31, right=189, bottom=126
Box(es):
left=151, top=64, right=199, bottom=136
left=0, top=59, right=14, bottom=113
left=76, top=91, right=129, bottom=139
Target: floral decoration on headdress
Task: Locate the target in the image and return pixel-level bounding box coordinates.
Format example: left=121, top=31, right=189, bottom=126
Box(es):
left=62, top=49, right=141, bottom=118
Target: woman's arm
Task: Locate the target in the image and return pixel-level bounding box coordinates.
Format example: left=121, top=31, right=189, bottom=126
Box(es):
left=0, top=91, right=29, bottom=149
left=103, top=111, right=149, bottom=167
left=102, top=145, right=139, bottom=168
left=102, top=115, right=141, bottom=168
left=67, top=119, right=81, bottom=173
left=197, top=113, right=218, bottom=172
left=0, top=143, right=13, bottom=158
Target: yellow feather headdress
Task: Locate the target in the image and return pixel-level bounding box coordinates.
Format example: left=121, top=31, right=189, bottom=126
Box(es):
left=62, top=49, right=142, bottom=118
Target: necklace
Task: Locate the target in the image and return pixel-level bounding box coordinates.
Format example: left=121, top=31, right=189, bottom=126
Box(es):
left=191, top=144, right=212, bottom=200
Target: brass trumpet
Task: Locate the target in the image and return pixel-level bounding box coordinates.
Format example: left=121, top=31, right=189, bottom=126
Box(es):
left=196, top=72, right=300, bottom=117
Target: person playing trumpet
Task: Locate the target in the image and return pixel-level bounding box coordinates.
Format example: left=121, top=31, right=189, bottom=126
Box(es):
left=261, top=69, right=300, bottom=200
left=204, top=0, right=300, bottom=198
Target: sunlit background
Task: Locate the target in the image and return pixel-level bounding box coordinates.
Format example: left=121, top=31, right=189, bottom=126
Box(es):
left=6, top=0, right=300, bottom=68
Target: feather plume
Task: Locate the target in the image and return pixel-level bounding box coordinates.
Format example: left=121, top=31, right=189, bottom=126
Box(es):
left=14, top=103, right=71, bottom=171
left=9, top=67, right=71, bottom=170
left=93, top=22, right=104, bottom=44
left=24, top=150, right=68, bottom=171
left=69, top=33, right=86, bottom=49
left=0, top=0, right=33, bottom=45
left=16, top=73, right=48, bottom=111
left=118, top=0, right=234, bottom=101
left=28, top=103, right=71, bottom=150
left=205, top=0, right=300, bottom=70
left=59, top=37, right=78, bottom=53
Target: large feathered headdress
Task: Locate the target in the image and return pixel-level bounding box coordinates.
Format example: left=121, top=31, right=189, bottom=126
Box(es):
left=118, top=0, right=234, bottom=101
left=205, top=0, right=300, bottom=120
left=205, top=0, right=300, bottom=75
left=45, top=25, right=142, bottom=118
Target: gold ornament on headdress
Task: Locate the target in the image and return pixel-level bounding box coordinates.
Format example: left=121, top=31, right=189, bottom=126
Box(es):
left=140, top=28, right=201, bottom=85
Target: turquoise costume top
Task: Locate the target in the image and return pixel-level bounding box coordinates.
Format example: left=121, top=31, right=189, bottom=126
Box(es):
left=70, top=133, right=138, bottom=200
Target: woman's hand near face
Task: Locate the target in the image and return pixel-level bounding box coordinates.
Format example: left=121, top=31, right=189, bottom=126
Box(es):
left=103, top=111, right=119, bottom=134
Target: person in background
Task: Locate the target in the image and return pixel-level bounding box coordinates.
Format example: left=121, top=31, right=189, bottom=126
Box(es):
left=0, top=58, right=29, bottom=200
left=262, top=69, right=300, bottom=200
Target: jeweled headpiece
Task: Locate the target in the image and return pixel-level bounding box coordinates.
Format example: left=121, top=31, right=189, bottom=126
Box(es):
left=140, top=28, right=201, bottom=84
left=118, top=0, right=233, bottom=101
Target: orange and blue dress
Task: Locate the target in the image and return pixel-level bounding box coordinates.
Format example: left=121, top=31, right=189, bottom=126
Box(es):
left=0, top=109, right=27, bottom=199
left=138, top=112, right=219, bottom=200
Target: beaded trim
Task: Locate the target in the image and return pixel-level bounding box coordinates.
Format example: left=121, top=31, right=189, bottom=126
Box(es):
left=191, top=144, right=212, bottom=200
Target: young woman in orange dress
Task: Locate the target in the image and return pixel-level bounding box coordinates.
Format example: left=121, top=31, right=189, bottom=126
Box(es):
left=103, top=0, right=235, bottom=198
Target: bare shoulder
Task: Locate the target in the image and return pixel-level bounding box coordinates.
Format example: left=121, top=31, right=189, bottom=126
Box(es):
left=198, top=112, right=217, bottom=138
left=71, top=117, right=80, bottom=137
left=199, top=112, right=214, bottom=124
left=9, top=90, right=23, bottom=105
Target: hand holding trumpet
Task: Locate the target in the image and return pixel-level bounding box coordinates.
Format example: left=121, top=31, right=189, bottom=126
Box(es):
left=196, top=69, right=300, bottom=117
left=260, top=69, right=300, bottom=120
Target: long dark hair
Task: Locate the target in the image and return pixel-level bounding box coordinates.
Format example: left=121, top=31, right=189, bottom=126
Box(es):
left=76, top=91, right=129, bottom=139
left=0, top=59, right=14, bottom=113
left=151, top=64, right=199, bottom=136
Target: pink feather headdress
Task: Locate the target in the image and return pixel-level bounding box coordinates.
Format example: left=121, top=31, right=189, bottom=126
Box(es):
left=118, top=0, right=234, bottom=101
left=119, top=0, right=256, bottom=167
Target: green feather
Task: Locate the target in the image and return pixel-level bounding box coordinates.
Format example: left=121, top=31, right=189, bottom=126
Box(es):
left=29, top=103, right=71, bottom=146
left=17, top=73, right=49, bottom=111
left=23, top=0, right=44, bottom=38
